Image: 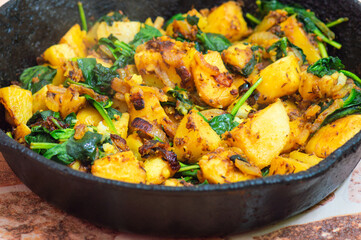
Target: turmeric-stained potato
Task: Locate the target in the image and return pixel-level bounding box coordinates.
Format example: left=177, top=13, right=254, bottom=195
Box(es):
left=221, top=43, right=253, bottom=74
left=14, top=123, right=31, bottom=143
left=280, top=16, right=321, bottom=64
left=269, top=156, right=309, bottom=175
left=92, top=151, right=146, bottom=183
left=198, top=147, right=256, bottom=184
left=282, top=117, right=310, bottom=153
left=0, top=85, right=32, bottom=126
left=134, top=36, right=196, bottom=89
left=43, top=43, right=77, bottom=67
left=173, top=110, right=221, bottom=163
left=289, top=151, right=323, bottom=167
left=32, top=85, right=49, bottom=113
left=59, top=24, right=87, bottom=58
left=76, top=106, right=103, bottom=127
left=163, top=179, right=188, bottom=187
left=126, top=133, right=143, bottom=161
left=299, top=70, right=347, bottom=101
left=143, top=157, right=177, bottom=184
left=113, top=113, right=130, bottom=139
left=203, top=1, right=249, bottom=41
left=254, top=10, right=288, bottom=33
left=226, top=100, right=290, bottom=169
left=96, top=21, right=141, bottom=43
left=306, top=115, right=361, bottom=158
left=251, top=54, right=300, bottom=103
left=192, top=51, right=238, bottom=108
left=45, top=85, right=86, bottom=118
left=125, top=84, right=177, bottom=138
left=247, top=31, right=279, bottom=49
left=51, top=65, right=65, bottom=86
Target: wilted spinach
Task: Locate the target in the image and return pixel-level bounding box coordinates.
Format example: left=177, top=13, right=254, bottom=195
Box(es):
left=307, top=56, right=344, bottom=78
left=20, top=66, right=57, bottom=94
left=129, top=25, right=163, bottom=48
left=43, top=142, right=75, bottom=165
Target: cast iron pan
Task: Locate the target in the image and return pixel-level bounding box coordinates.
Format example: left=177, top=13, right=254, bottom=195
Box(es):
left=1, top=0, right=361, bottom=237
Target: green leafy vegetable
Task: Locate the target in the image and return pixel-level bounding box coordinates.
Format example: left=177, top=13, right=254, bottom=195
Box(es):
left=267, top=37, right=306, bottom=63
left=245, top=13, right=261, bottom=24
left=64, top=113, right=78, bottom=128
left=50, top=129, right=75, bottom=140
left=326, top=17, right=349, bottom=28
left=27, top=110, right=60, bottom=126
left=318, top=89, right=361, bottom=129
left=261, top=167, right=270, bottom=176
left=98, top=11, right=125, bottom=26
left=66, top=131, right=103, bottom=165
left=186, top=15, right=199, bottom=26
left=77, top=1, right=87, bottom=31
left=129, top=25, right=163, bottom=48
left=307, top=57, right=344, bottom=78
left=340, top=70, right=361, bottom=88
left=44, top=142, right=75, bottom=165
left=256, top=0, right=341, bottom=49
left=239, top=46, right=264, bottom=77
left=20, top=66, right=57, bottom=94
left=196, top=32, right=231, bottom=52
left=98, top=35, right=135, bottom=70
left=207, top=114, right=239, bottom=136
left=84, top=94, right=118, bottom=134
left=75, top=58, right=119, bottom=95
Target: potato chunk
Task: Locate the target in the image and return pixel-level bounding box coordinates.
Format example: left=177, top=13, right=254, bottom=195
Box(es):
left=134, top=36, right=196, bottom=89
left=280, top=16, right=321, bottom=64
left=198, top=147, right=256, bottom=184
left=125, top=84, right=177, bottom=138
left=226, top=100, right=290, bottom=169
left=14, top=123, right=31, bottom=143
left=269, top=156, right=309, bottom=175
left=251, top=54, right=300, bottom=103
left=45, top=85, right=86, bottom=118
left=92, top=151, right=146, bottom=183
left=143, top=157, right=177, bottom=184
left=289, top=151, right=323, bottom=167
left=192, top=51, right=238, bottom=108
left=203, top=1, right=249, bottom=41
left=59, top=24, right=87, bottom=58
left=96, top=21, right=141, bottom=43
left=306, top=115, right=361, bottom=158
left=221, top=43, right=253, bottom=74
left=0, top=85, right=32, bottom=126
left=76, top=106, right=103, bottom=127
left=43, top=43, right=77, bottom=67
left=173, top=110, right=221, bottom=163
left=32, top=85, right=49, bottom=113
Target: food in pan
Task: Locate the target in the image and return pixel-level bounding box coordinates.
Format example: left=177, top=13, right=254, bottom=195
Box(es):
left=1, top=0, right=360, bottom=186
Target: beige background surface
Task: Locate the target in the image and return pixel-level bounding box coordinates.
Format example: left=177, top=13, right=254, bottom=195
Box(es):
left=1, top=0, right=361, bottom=239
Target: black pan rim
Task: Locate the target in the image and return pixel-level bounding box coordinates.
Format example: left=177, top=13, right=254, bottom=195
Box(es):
left=1, top=128, right=360, bottom=193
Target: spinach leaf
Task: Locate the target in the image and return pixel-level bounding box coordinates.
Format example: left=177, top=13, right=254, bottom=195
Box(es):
left=307, top=57, right=344, bottom=78
left=257, top=0, right=341, bottom=49
left=107, top=107, right=122, bottom=120
left=50, top=128, right=75, bottom=140
left=27, top=110, right=61, bottom=126
left=186, top=15, right=199, bottom=26
left=66, top=131, right=103, bottom=165
left=164, top=13, right=185, bottom=28
left=208, top=113, right=239, bottom=136
left=319, top=89, right=361, bottom=128
left=20, top=66, right=57, bottom=93
left=64, top=113, right=77, bottom=128
left=77, top=58, right=96, bottom=82
left=196, top=32, right=231, bottom=52
left=98, top=11, right=126, bottom=26
left=267, top=37, right=306, bottom=63
left=44, top=142, right=75, bottom=165
left=129, top=25, right=163, bottom=48
left=84, top=94, right=118, bottom=134
left=90, top=63, right=119, bottom=94
left=98, top=35, right=135, bottom=70
left=261, top=167, right=270, bottom=177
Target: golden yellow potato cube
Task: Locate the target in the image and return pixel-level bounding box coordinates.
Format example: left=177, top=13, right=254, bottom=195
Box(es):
left=0, top=85, right=32, bottom=126
left=143, top=157, right=177, bottom=185
left=32, top=85, right=49, bottom=113
left=43, top=43, right=77, bottom=67
left=227, top=100, right=290, bottom=169
left=173, top=110, right=221, bottom=163
left=289, top=151, right=323, bottom=167
left=203, top=1, right=249, bottom=41
left=97, top=21, right=141, bottom=43
left=280, top=16, right=321, bottom=64
left=306, top=115, right=361, bottom=158
left=59, top=24, right=87, bottom=58
left=14, top=123, right=31, bottom=143
left=252, top=54, right=300, bottom=104
left=269, top=156, right=309, bottom=175
left=126, top=133, right=143, bottom=161
left=76, top=106, right=103, bottom=127
left=92, top=151, right=146, bottom=183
